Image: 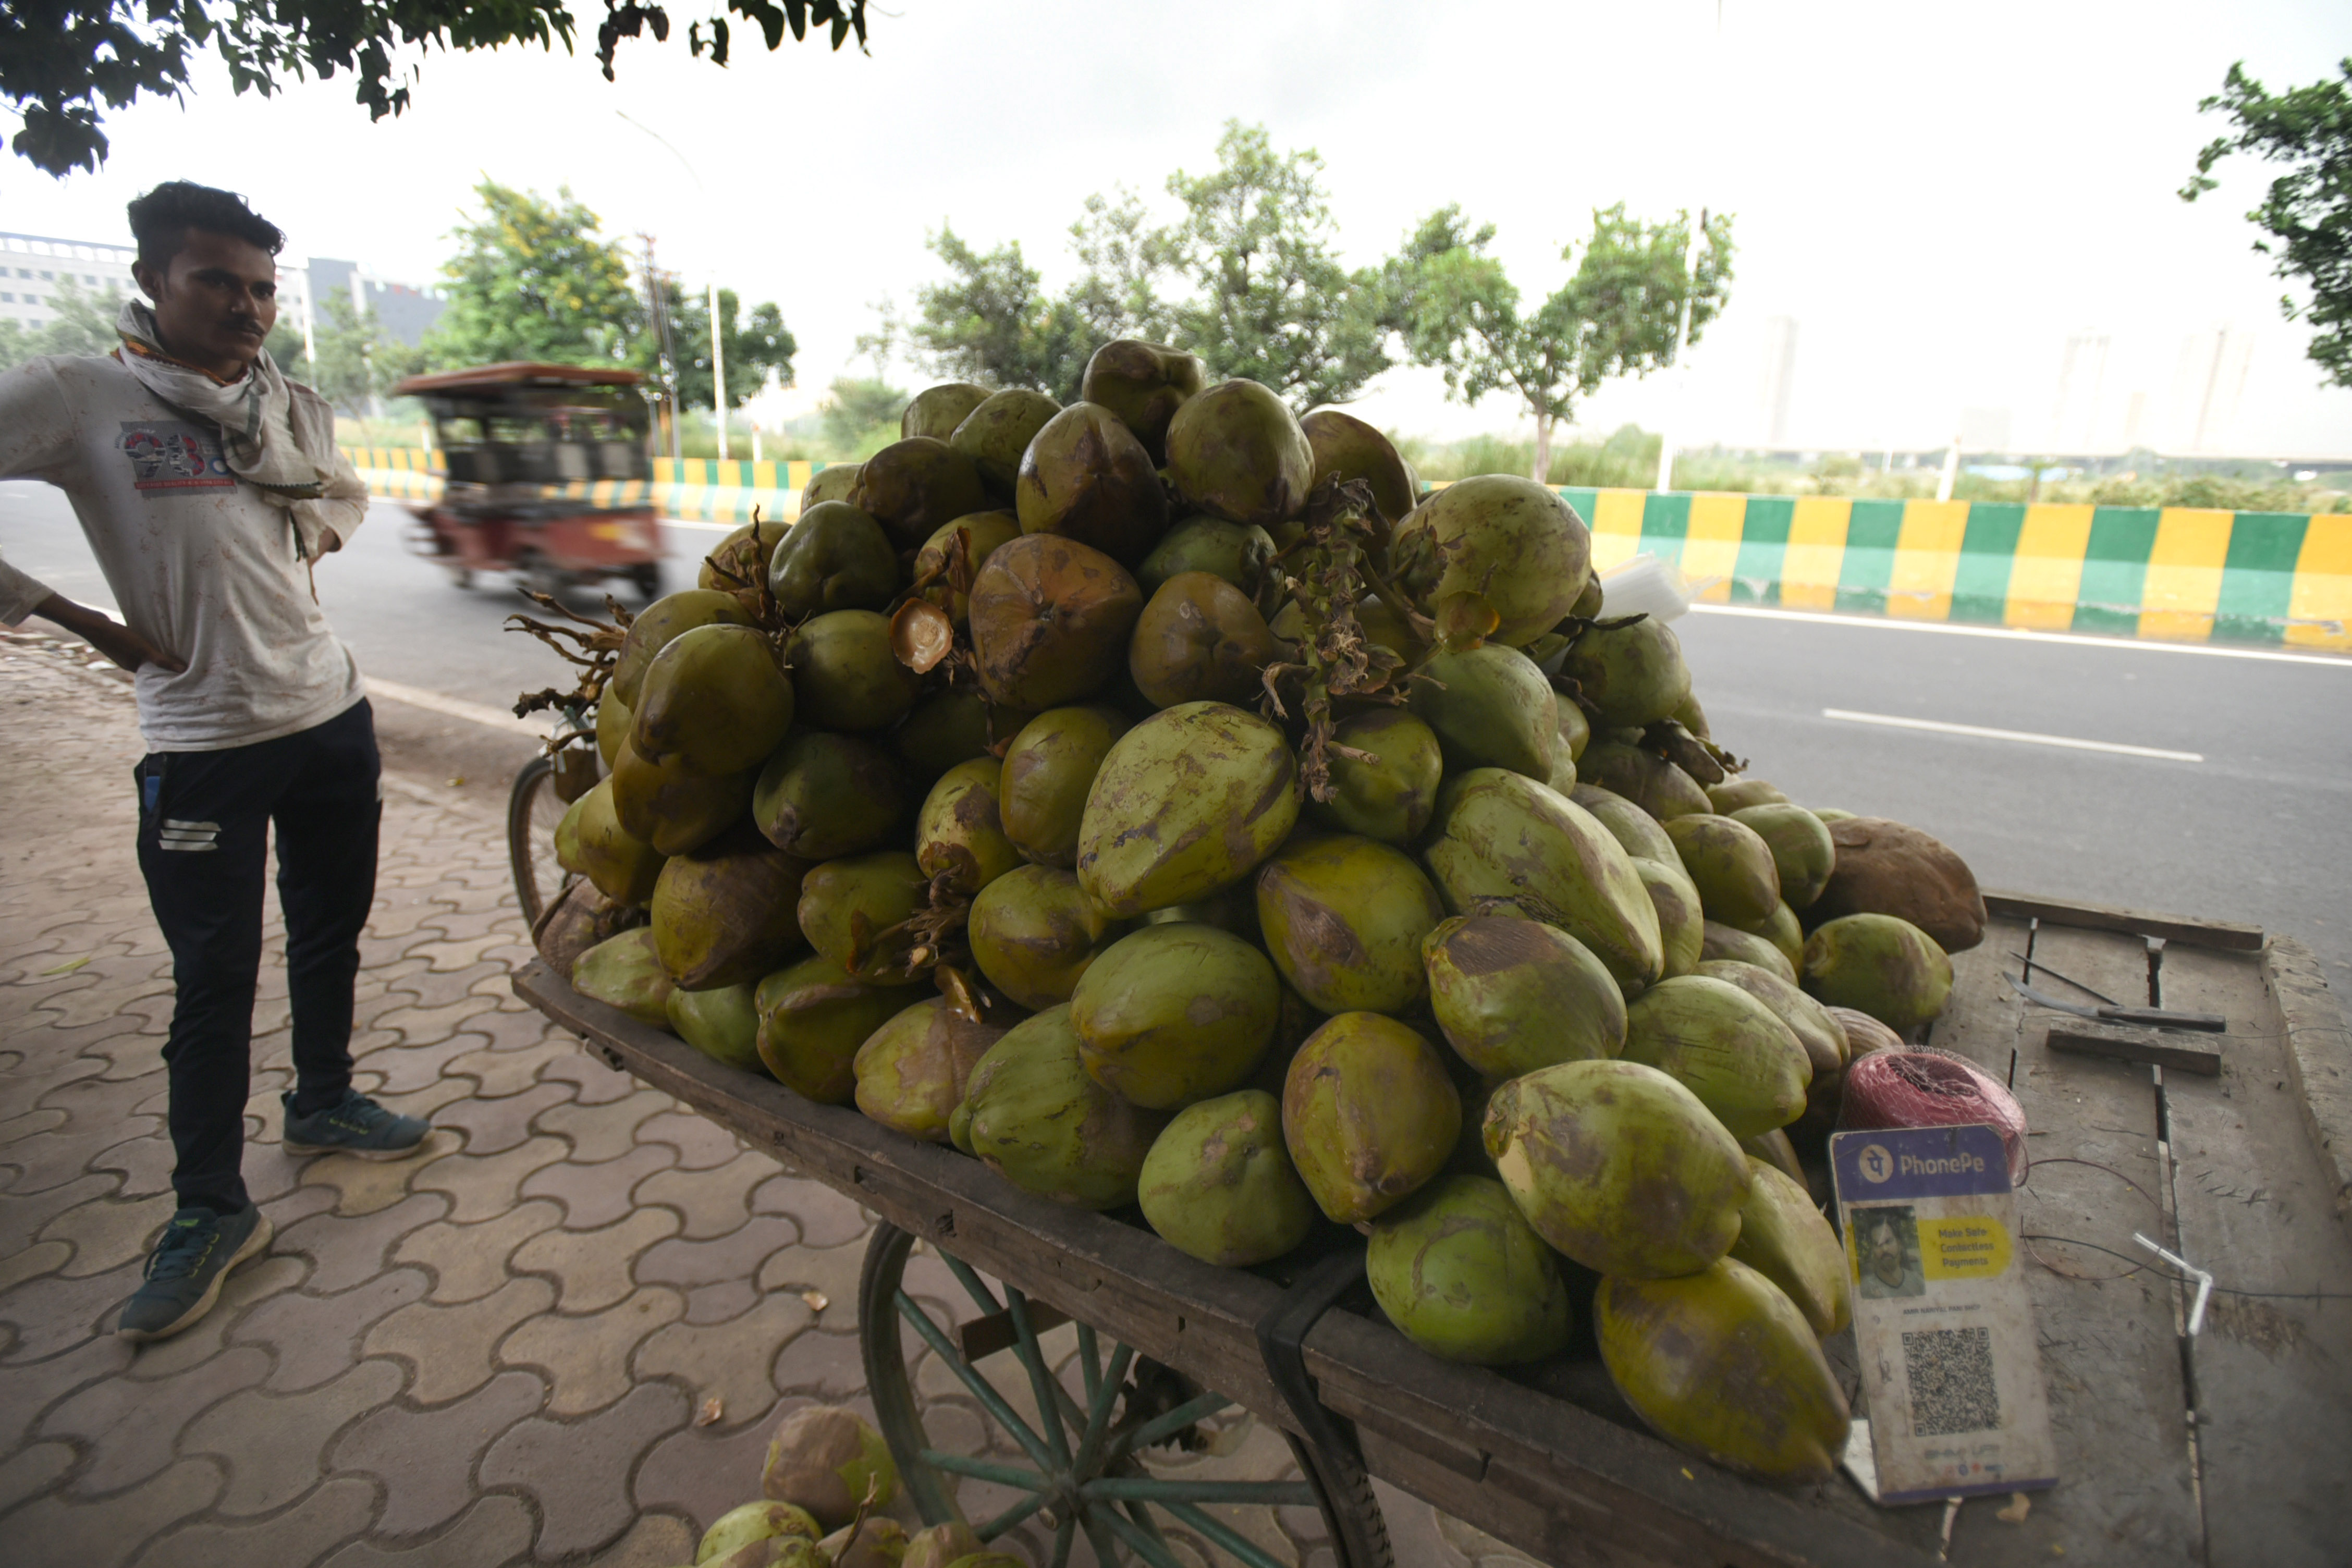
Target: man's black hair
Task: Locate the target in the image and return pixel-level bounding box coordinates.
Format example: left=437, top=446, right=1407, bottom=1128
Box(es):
left=126, top=182, right=286, bottom=272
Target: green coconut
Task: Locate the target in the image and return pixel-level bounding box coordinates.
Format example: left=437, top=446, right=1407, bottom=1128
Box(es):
left=631, top=623, right=795, bottom=778
left=1730, top=804, right=1838, bottom=911
left=900, top=1523, right=986, bottom=1568
left=609, top=737, right=754, bottom=858
left=696, top=1500, right=821, bottom=1564
left=787, top=609, right=922, bottom=732
left=949, top=389, right=1062, bottom=493
left=595, top=688, right=633, bottom=770
left=1595, top=1257, right=1851, bottom=1484
left=1163, top=378, right=1313, bottom=528
left=958, top=1006, right=1168, bottom=1208
left=1423, top=915, right=1626, bottom=1078
left=1664, top=814, right=1783, bottom=928
left=765, top=501, right=900, bottom=619
left=1708, top=777, right=1790, bottom=813
left=1081, top=339, right=1206, bottom=463
left=665, top=981, right=765, bottom=1075
left=1559, top=617, right=1692, bottom=729
left=998, top=705, right=1131, bottom=869
left=1076, top=701, right=1301, bottom=918
left=1575, top=742, right=1712, bottom=822
left=1069, top=922, right=1280, bottom=1109
left=611, top=588, right=756, bottom=708
left=1799, top=914, right=1953, bottom=1033
left=1552, top=689, right=1592, bottom=764
left=967, top=533, right=1144, bottom=711
left=696, top=518, right=790, bottom=596
left=1367, top=1174, right=1575, bottom=1366
left=1483, top=1058, right=1749, bottom=1278
left=1693, top=959, right=1848, bottom=1083
left=754, top=954, right=924, bottom=1104
left=650, top=825, right=812, bottom=989
left=760, top=1405, right=900, bottom=1530
left=901, top=382, right=992, bottom=443
left=753, top=732, right=911, bottom=861
left=1387, top=474, right=1592, bottom=647
left=1255, top=834, right=1447, bottom=1016
left=801, top=464, right=860, bottom=510
left=911, top=509, right=1023, bottom=626
left=967, top=863, right=1126, bottom=1010
left=1700, top=920, right=1797, bottom=983
left=565, top=778, right=667, bottom=904
left=893, top=689, right=1013, bottom=780
left=1736, top=899, right=1807, bottom=972
left=1617, top=975, right=1811, bottom=1139
left=1128, top=571, right=1280, bottom=710
left=1729, top=1157, right=1851, bottom=1336
left=1419, top=768, right=1663, bottom=996
left=796, top=851, right=931, bottom=982
left=1282, top=1012, right=1461, bottom=1224
left=915, top=757, right=1020, bottom=895
left=1137, top=1089, right=1317, bottom=1266
left=1014, top=401, right=1172, bottom=567
left=1570, top=783, right=1676, bottom=863
left=850, top=436, right=988, bottom=548
left=853, top=997, right=1007, bottom=1144
left=1136, top=516, right=1277, bottom=599
left=1302, top=408, right=1418, bottom=536
left=1407, top=643, right=1558, bottom=779
left=1630, top=855, right=1706, bottom=979
left=571, top=928, right=674, bottom=1027
left=1309, top=708, right=1444, bottom=847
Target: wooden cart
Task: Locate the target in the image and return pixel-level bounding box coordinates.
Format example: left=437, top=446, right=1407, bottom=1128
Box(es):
left=509, top=893, right=2352, bottom=1568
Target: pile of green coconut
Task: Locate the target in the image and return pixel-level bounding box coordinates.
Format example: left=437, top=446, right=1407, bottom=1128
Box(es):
left=528, top=340, right=1990, bottom=1496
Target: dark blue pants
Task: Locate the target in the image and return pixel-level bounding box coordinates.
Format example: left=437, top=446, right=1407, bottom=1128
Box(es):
left=136, top=699, right=382, bottom=1213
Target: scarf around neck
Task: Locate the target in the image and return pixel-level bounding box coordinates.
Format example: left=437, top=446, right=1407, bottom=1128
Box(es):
left=115, top=298, right=344, bottom=559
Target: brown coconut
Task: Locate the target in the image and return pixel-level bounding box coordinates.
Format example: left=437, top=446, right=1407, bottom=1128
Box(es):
left=1806, top=817, right=1987, bottom=952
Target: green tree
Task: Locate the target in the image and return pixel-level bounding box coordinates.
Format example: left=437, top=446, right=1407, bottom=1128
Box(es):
left=895, top=225, right=1094, bottom=398
left=423, top=181, right=644, bottom=371
left=7, top=1, right=868, bottom=178
left=1161, top=121, right=1395, bottom=410
left=1402, top=204, right=1735, bottom=483
left=2182, top=59, right=2352, bottom=388
left=310, top=288, right=426, bottom=411
left=652, top=279, right=797, bottom=411
left=821, top=376, right=906, bottom=448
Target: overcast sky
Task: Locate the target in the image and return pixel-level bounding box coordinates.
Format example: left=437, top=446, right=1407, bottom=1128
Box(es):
left=6, top=0, right=2348, bottom=456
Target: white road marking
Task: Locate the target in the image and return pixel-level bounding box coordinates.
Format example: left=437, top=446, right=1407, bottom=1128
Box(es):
left=366, top=678, right=545, bottom=737
left=1688, top=603, right=2349, bottom=667
left=1820, top=707, right=2204, bottom=762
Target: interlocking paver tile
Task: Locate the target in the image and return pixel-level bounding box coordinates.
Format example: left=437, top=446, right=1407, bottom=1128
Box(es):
left=2, top=1123, right=152, bottom=1199
left=182, top=1357, right=406, bottom=1514
left=478, top=1381, right=690, bottom=1560
left=768, top=1327, right=867, bottom=1401
left=231, top=1267, right=431, bottom=1392
left=38, top=1191, right=176, bottom=1279
left=386, top=958, right=509, bottom=1007
left=750, top=1176, right=873, bottom=1249
left=533, top=1087, right=671, bottom=1163
left=633, top=1216, right=799, bottom=1293
left=412, top=1135, right=569, bottom=1223
left=635, top=1151, right=780, bottom=1240
left=519, top=1144, right=677, bottom=1230
left=0, top=1440, right=74, bottom=1513
left=537, top=1050, right=641, bottom=1107
left=122, top=1253, right=305, bottom=1382
left=408, top=932, right=518, bottom=974
left=431, top=1083, right=572, bottom=1157
left=753, top=1238, right=864, bottom=1328
left=87, top=1131, right=176, bottom=1199
left=391, top=1200, right=562, bottom=1304
left=0, top=1330, right=136, bottom=1450
left=632, top=1294, right=812, bottom=1426
left=680, top=1279, right=760, bottom=1326
left=0, top=1256, right=145, bottom=1361
left=373, top=994, right=504, bottom=1046
left=361, top=1030, right=487, bottom=1096
left=132, top=1474, right=378, bottom=1568
left=498, top=1287, right=684, bottom=1415
left=467, top=1006, right=567, bottom=1056
left=331, top=1368, right=547, bottom=1536
left=365, top=1276, right=556, bottom=1404
left=633, top=1110, right=745, bottom=1171
left=42, top=1344, right=270, bottom=1495
left=444, top=1041, right=573, bottom=1101
left=583, top=1511, right=700, bottom=1568
left=631, top=1398, right=789, bottom=1538
left=274, top=1193, right=451, bottom=1295
left=0, top=1107, right=68, bottom=1141
left=297, top=1133, right=460, bottom=1216
left=511, top=1207, right=677, bottom=1312
left=317, top=1493, right=536, bottom=1567
left=5, top=1458, right=224, bottom=1568
left=0, top=1239, right=71, bottom=1293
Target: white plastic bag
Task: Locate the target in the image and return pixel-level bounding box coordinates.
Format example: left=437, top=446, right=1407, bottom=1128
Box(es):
left=1596, top=553, right=1717, bottom=623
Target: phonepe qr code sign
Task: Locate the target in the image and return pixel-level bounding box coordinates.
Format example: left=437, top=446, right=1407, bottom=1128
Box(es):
left=1831, top=1124, right=2058, bottom=1505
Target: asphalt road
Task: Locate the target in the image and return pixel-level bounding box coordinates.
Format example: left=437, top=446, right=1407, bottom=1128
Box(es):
left=7, top=479, right=2348, bottom=997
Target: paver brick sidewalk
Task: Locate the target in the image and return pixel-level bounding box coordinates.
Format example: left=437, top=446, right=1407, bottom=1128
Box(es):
left=0, top=632, right=1534, bottom=1568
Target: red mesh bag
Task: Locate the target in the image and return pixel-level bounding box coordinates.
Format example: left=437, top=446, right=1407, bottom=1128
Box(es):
left=1838, top=1049, right=2029, bottom=1184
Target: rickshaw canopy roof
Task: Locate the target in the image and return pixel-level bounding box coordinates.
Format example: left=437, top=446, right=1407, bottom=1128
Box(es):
left=394, top=362, right=646, bottom=396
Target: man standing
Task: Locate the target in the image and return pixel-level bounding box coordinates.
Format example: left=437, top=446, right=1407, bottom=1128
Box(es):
left=0, top=182, right=428, bottom=1342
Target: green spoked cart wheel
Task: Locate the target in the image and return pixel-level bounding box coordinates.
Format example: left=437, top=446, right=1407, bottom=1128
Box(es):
left=859, top=1222, right=1393, bottom=1568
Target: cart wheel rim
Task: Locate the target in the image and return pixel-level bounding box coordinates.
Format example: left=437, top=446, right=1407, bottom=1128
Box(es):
left=858, top=1222, right=1389, bottom=1568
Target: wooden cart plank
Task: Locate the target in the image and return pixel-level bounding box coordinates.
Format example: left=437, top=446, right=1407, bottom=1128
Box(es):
left=2151, top=941, right=2352, bottom=1568
left=1922, top=924, right=2203, bottom=1566
left=2264, top=937, right=2352, bottom=1233
left=1980, top=891, right=2264, bottom=952
left=515, top=962, right=1940, bottom=1568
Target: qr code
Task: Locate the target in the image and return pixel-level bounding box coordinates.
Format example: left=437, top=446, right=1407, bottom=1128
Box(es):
left=1902, top=1326, right=2001, bottom=1435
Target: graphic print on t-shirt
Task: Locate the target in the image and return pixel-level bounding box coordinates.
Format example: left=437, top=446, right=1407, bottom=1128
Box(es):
left=118, top=421, right=235, bottom=492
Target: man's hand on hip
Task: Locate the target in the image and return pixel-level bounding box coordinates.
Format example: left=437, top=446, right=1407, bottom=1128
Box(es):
left=33, top=594, right=189, bottom=675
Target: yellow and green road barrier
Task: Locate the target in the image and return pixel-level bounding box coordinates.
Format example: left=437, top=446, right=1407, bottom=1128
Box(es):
left=345, top=449, right=2349, bottom=652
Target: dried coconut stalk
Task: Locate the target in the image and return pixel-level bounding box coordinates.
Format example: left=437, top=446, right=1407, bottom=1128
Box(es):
left=1258, top=476, right=1414, bottom=803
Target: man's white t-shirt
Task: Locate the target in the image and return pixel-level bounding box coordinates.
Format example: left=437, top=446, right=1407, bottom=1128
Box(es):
left=0, top=354, right=370, bottom=752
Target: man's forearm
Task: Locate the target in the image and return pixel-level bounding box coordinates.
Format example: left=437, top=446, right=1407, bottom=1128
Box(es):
left=32, top=594, right=187, bottom=674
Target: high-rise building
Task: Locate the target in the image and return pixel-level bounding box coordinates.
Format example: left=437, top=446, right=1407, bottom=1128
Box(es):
left=2170, top=328, right=2253, bottom=454
left=2050, top=331, right=2110, bottom=452
left=0, top=231, right=141, bottom=333
left=306, top=259, right=447, bottom=347
left=1757, top=315, right=1798, bottom=446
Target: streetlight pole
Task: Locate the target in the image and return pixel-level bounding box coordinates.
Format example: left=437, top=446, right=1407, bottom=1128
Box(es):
left=709, top=279, right=729, bottom=461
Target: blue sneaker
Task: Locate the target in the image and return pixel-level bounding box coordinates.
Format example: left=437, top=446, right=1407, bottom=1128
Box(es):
left=119, top=1204, right=273, bottom=1342
left=280, top=1088, right=430, bottom=1160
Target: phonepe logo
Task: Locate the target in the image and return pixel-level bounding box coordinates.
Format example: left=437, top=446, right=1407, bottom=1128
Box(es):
left=1858, top=1144, right=1894, bottom=1184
